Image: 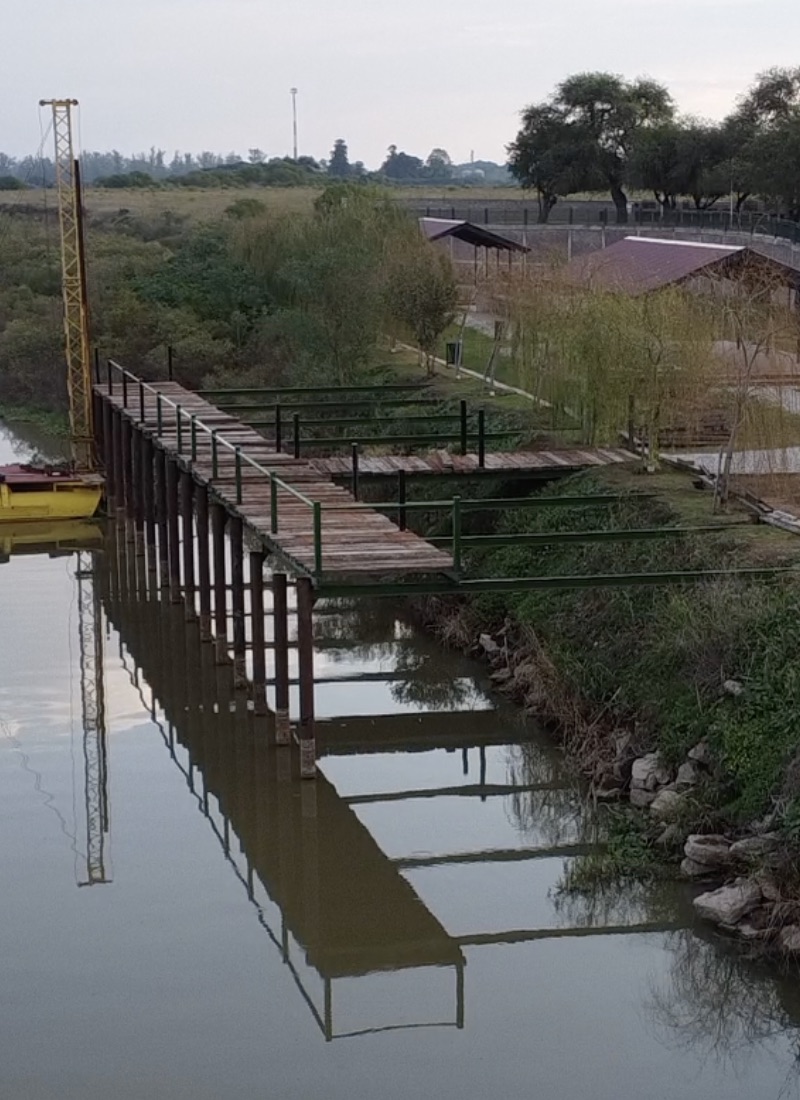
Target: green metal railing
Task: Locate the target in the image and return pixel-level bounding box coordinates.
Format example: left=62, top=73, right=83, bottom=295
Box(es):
left=106, top=363, right=750, bottom=590
left=107, top=360, right=322, bottom=576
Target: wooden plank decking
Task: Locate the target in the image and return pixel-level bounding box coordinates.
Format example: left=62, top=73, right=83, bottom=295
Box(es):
left=98, top=382, right=453, bottom=579
left=310, top=447, right=633, bottom=479
left=98, top=380, right=634, bottom=581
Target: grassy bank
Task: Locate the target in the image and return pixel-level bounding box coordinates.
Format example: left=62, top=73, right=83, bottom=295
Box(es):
left=423, top=465, right=800, bottom=832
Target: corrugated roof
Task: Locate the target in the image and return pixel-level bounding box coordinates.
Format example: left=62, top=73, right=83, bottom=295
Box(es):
left=563, top=236, right=750, bottom=294
left=419, top=217, right=529, bottom=253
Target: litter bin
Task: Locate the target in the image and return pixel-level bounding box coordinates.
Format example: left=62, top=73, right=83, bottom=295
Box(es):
left=445, top=340, right=463, bottom=368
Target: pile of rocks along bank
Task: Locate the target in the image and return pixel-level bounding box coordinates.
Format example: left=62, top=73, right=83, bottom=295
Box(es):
left=475, top=631, right=800, bottom=955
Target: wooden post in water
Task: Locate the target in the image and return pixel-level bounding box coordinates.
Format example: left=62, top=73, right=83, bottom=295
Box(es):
left=196, top=486, right=212, bottom=641
left=296, top=575, right=316, bottom=779
left=180, top=470, right=196, bottom=620
left=230, top=516, right=247, bottom=689
left=273, top=572, right=291, bottom=744
left=211, top=502, right=228, bottom=664
left=155, top=448, right=169, bottom=591
left=102, top=399, right=115, bottom=501
left=112, top=410, right=124, bottom=511
left=166, top=458, right=181, bottom=604
left=143, top=436, right=156, bottom=556
left=122, top=418, right=134, bottom=515
left=250, top=550, right=267, bottom=715
left=132, top=428, right=144, bottom=531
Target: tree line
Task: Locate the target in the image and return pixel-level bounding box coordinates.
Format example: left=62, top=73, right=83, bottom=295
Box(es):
left=0, top=183, right=457, bottom=412
left=0, top=142, right=507, bottom=192
left=508, top=68, right=800, bottom=223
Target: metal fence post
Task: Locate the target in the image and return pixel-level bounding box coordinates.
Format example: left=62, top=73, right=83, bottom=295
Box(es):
left=398, top=468, right=407, bottom=531
left=313, top=502, right=322, bottom=578
left=478, top=409, right=486, bottom=468
left=156, top=393, right=163, bottom=435
left=138, top=381, right=145, bottom=424
left=460, top=400, right=468, bottom=456
left=351, top=442, right=359, bottom=501
left=275, top=403, right=282, bottom=453
left=176, top=404, right=183, bottom=453
left=122, top=370, right=128, bottom=408
left=235, top=447, right=242, bottom=504
left=270, top=474, right=278, bottom=534
left=211, top=430, right=218, bottom=478
left=452, top=495, right=462, bottom=573
left=190, top=415, right=197, bottom=463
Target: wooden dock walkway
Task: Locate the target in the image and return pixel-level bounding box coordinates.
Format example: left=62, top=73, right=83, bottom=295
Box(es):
left=98, top=380, right=452, bottom=578
left=311, top=447, right=632, bottom=479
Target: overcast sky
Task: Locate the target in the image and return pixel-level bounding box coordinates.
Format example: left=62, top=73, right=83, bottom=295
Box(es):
left=6, top=0, right=800, bottom=167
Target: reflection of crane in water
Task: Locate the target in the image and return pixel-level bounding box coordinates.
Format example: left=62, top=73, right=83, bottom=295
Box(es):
left=75, top=549, right=110, bottom=885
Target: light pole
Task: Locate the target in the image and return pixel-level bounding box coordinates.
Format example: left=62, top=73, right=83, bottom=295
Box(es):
left=290, top=87, right=298, bottom=161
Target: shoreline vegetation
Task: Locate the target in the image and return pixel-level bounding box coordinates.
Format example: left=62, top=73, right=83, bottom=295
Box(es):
left=6, top=173, right=800, bottom=959
left=405, top=465, right=800, bottom=960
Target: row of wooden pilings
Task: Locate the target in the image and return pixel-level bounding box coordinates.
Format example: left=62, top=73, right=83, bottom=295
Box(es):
left=94, top=391, right=318, bottom=778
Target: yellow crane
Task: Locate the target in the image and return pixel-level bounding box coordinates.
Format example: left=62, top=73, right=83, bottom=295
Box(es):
left=39, top=98, right=95, bottom=472
left=0, top=98, right=104, bottom=522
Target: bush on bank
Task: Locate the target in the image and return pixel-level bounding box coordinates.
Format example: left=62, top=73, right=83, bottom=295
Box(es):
left=447, top=471, right=800, bottom=830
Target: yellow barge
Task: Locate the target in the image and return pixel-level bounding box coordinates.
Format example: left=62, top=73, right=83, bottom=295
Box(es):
left=0, top=464, right=103, bottom=523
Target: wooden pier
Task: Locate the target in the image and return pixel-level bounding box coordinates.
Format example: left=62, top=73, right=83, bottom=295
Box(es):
left=90, top=364, right=643, bottom=778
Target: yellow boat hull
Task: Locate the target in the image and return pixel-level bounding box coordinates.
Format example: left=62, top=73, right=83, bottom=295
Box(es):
left=0, top=480, right=103, bottom=522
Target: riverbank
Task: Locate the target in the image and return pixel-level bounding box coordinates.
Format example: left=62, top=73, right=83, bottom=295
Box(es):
left=0, top=404, right=69, bottom=439
left=408, top=463, right=800, bottom=958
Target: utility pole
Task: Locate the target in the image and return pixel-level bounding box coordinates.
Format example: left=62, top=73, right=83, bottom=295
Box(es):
left=290, top=87, right=298, bottom=161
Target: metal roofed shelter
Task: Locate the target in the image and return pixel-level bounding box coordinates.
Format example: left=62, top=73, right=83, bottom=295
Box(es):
left=561, top=236, right=800, bottom=300
left=419, top=217, right=529, bottom=281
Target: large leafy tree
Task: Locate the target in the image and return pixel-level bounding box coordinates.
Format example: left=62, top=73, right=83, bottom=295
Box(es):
left=630, top=120, right=730, bottom=212
left=508, top=105, right=599, bottom=222
left=555, top=72, right=674, bottom=222
left=511, top=72, right=674, bottom=223
left=327, top=139, right=351, bottom=179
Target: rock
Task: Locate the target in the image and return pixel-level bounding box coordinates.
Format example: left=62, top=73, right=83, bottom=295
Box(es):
left=490, top=668, right=512, bottom=685
left=694, top=881, right=763, bottom=926
left=681, top=857, right=714, bottom=878
left=630, top=786, right=657, bottom=808
left=656, top=823, right=683, bottom=847
left=688, top=741, right=713, bottom=768
left=723, top=679, right=744, bottom=697
left=684, top=834, right=732, bottom=867
left=479, top=633, right=500, bottom=657
left=779, top=926, right=800, bottom=954
left=631, top=753, right=671, bottom=791
left=737, top=920, right=770, bottom=942
left=756, top=873, right=781, bottom=902
left=594, top=784, right=623, bottom=802
left=676, top=761, right=701, bottom=788
left=730, top=834, right=781, bottom=860
left=650, top=789, right=683, bottom=822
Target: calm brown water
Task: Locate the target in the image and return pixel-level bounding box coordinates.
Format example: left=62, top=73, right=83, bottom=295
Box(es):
left=2, top=424, right=800, bottom=1100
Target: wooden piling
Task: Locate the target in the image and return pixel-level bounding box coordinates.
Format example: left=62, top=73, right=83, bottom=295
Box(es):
left=180, top=470, right=196, bottom=620
left=211, top=502, right=228, bottom=664
left=132, top=427, right=144, bottom=528
left=196, top=486, right=212, bottom=640
left=273, top=572, right=290, bottom=744
left=230, top=516, right=247, bottom=688
left=296, top=575, right=316, bottom=778
left=155, top=447, right=169, bottom=590
left=166, top=458, right=181, bottom=603
left=249, top=551, right=267, bottom=715
left=103, top=399, right=115, bottom=501
left=122, top=417, right=134, bottom=512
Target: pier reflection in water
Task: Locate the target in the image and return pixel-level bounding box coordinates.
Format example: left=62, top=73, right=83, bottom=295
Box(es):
left=6, top=495, right=800, bottom=1098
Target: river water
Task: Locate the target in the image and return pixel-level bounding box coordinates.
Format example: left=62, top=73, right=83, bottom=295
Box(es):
left=2, top=422, right=800, bottom=1100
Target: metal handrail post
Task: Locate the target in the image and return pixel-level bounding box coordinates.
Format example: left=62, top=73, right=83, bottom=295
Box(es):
left=452, top=495, right=462, bottom=572
left=313, top=502, right=322, bottom=578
